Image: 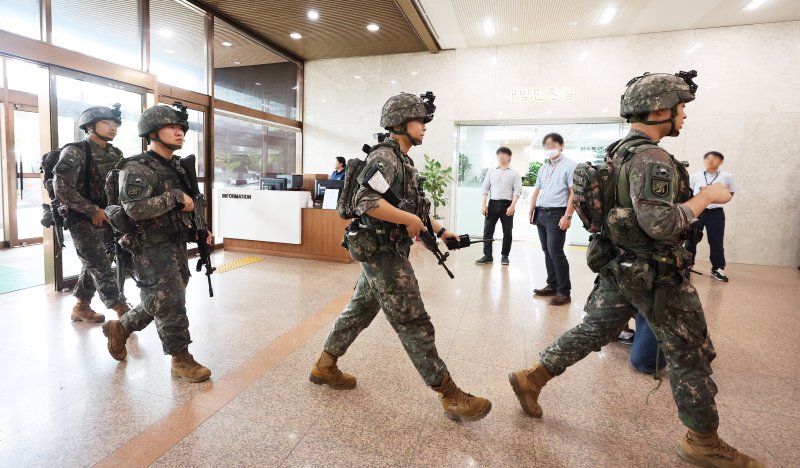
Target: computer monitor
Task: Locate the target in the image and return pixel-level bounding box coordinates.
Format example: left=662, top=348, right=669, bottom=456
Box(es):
left=260, top=177, right=287, bottom=191
left=277, top=174, right=304, bottom=189
left=314, top=179, right=344, bottom=200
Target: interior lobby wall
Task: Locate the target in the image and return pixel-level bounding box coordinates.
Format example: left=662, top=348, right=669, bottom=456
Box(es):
left=303, top=21, right=800, bottom=267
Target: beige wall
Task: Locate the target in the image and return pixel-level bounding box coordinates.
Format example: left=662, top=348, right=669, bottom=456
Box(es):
left=303, top=21, right=800, bottom=267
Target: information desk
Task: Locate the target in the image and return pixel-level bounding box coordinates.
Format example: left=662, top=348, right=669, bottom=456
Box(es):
left=219, top=189, right=352, bottom=263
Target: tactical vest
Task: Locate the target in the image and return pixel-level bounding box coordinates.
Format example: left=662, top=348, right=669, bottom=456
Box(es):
left=118, top=152, right=193, bottom=236
left=609, top=138, right=693, bottom=252
left=358, top=141, right=418, bottom=227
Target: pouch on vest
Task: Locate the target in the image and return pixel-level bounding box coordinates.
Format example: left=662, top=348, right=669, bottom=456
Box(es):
left=343, top=221, right=378, bottom=262
left=605, top=207, right=651, bottom=248
left=586, top=233, right=617, bottom=273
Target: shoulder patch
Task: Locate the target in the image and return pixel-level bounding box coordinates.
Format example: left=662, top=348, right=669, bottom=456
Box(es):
left=644, top=162, right=673, bottom=199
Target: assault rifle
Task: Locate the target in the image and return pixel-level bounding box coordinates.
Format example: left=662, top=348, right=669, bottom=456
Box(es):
left=178, top=154, right=216, bottom=297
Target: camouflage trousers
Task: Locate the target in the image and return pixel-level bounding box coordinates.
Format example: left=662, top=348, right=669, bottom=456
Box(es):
left=324, top=245, right=448, bottom=387
left=69, top=219, right=121, bottom=307
left=539, top=259, right=719, bottom=432
left=120, top=235, right=192, bottom=355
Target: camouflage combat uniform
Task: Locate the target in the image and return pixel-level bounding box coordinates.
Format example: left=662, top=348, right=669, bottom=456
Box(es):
left=117, top=151, right=195, bottom=355
left=539, top=128, right=719, bottom=432
left=53, top=138, right=124, bottom=306
left=324, top=138, right=448, bottom=387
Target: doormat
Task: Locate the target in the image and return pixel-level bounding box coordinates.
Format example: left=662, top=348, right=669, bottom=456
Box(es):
left=214, top=256, right=265, bottom=274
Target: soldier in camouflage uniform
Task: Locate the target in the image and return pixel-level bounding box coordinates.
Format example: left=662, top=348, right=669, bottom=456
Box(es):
left=101, top=103, right=212, bottom=383
left=310, top=93, right=492, bottom=422
left=53, top=105, right=130, bottom=323
left=508, top=73, right=763, bottom=468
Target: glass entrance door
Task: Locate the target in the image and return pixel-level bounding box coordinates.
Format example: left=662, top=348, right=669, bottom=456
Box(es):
left=49, top=68, right=146, bottom=290
left=454, top=122, right=626, bottom=246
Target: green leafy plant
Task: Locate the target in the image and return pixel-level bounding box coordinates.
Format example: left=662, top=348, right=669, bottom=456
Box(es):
left=522, top=160, right=545, bottom=187
left=420, top=154, right=454, bottom=219
left=457, top=153, right=472, bottom=182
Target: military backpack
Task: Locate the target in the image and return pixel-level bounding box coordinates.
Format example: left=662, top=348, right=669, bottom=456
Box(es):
left=572, top=136, right=654, bottom=234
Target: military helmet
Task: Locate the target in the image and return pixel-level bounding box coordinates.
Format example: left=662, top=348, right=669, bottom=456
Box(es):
left=380, top=93, right=433, bottom=129
left=137, top=102, right=189, bottom=138
left=620, top=71, right=697, bottom=119
left=78, top=104, right=122, bottom=131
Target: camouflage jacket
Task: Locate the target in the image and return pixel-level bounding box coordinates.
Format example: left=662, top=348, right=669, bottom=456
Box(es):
left=609, top=129, right=696, bottom=250
left=118, top=151, right=193, bottom=235
left=354, top=138, right=421, bottom=223
left=53, top=138, right=123, bottom=216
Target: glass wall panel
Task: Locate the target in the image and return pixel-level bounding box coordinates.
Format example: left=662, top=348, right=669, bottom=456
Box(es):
left=213, top=20, right=298, bottom=119
left=6, top=59, right=48, bottom=94
left=54, top=74, right=145, bottom=278
left=180, top=108, right=205, bottom=177
left=0, top=0, right=40, bottom=40
left=51, top=0, right=141, bottom=69
left=213, top=112, right=298, bottom=189
left=149, top=0, right=207, bottom=93
left=455, top=122, right=624, bottom=244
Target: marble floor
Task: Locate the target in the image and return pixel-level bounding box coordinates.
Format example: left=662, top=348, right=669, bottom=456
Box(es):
left=0, top=241, right=797, bottom=467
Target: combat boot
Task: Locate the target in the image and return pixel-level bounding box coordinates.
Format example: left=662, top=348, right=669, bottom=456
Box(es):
left=110, top=303, right=130, bottom=318
left=171, top=350, right=211, bottom=383
left=432, top=373, right=492, bottom=422
left=71, top=298, right=105, bottom=323
left=309, top=351, right=356, bottom=389
left=678, top=429, right=765, bottom=468
left=508, top=361, right=554, bottom=418
left=102, top=320, right=130, bottom=361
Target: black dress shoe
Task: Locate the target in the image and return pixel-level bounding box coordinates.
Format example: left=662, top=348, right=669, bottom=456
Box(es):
left=533, top=285, right=556, bottom=296
left=475, top=256, right=493, bottom=265
left=550, top=294, right=571, bottom=306
left=501, top=255, right=509, bottom=265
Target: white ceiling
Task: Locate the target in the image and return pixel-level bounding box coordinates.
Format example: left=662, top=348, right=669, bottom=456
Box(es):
left=417, top=0, right=800, bottom=49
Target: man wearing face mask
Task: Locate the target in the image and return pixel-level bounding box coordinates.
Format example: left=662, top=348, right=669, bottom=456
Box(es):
left=53, top=105, right=131, bottom=323
left=529, top=133, right=577, bottom=306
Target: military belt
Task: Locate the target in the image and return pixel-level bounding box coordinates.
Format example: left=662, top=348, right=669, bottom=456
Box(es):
left=142, top=231, right=187, bottom=246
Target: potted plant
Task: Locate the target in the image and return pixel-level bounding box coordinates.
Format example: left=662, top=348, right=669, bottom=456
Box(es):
left=522, top=159, right=545, bottom=187
left=420, top=155, right=454, bottom=219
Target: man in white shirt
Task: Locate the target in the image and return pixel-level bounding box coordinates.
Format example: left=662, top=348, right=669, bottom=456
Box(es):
left=685, top=151, right=735, bottom=282
left=476, top=147, right=522, bottom=265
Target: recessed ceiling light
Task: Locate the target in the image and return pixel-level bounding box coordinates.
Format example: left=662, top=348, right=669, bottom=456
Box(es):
left=367, top=23, right=380, bottom=32
left=354, top=75, right=361, bottom=79
left=221, top=41, right=232, bottom=47
left=290, top=32, right=302, bottom=39
left=164, top=49, right=174, bottom=54
left=391, top=80, right=396, bottom=84
left=598, top=7, right=618, bottom=24
left=233, top=60, right=241, bottom=65
left=159, top=28, right=173, bottom=38
left=512, top=27, right=519, bottom=32
left=482, top=19, right=495, bottom=36
left=411, top=71, right=418, bottom=75
left=569, top=21, right=578, bottom=27
left=307, top=10, right=319, bottom=20
left=254, top=82, right=262, bottom=86
left=743, top=0, right=770, bottom=10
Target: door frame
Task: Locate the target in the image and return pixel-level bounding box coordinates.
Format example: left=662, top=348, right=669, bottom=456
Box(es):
left=47, top=66, right=149, bottom=291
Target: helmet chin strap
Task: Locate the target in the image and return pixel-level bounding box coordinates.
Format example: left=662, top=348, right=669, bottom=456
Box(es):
left=152, top=133, right=182, bottom=151
left=637, top=106, right=679, bottom=137
left=89, top=125, right=114, bottom=142
left=393, top=123, right=422, bottom=146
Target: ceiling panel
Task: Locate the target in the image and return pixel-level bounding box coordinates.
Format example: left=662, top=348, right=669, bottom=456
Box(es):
left=421, top=0, right=800, bottom=49
left=196, top=0, right=427, bottom=61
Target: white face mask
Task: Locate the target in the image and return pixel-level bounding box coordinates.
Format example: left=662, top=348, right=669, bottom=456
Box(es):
left=545, top=148, right=561, bottom=158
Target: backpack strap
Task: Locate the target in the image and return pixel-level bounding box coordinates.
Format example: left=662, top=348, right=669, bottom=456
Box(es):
left=82, top=140, right=93, bottom=200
